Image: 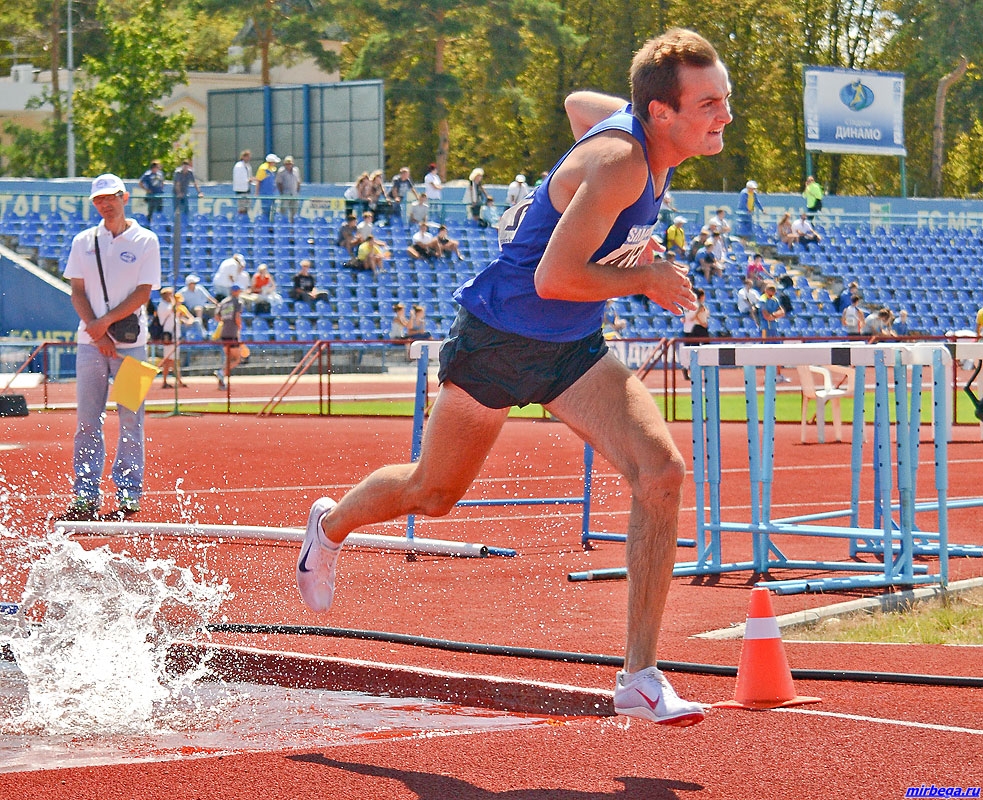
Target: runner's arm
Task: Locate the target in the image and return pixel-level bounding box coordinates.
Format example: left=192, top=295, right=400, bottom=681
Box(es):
left=564, top=92, right=626, bottom=140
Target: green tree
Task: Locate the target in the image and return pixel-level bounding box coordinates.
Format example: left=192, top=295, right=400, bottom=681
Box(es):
left=344, top=0, right=577, bottom=183
left=879, top=0, right=983, bottom=196
left=71, top=0, right=195, bottom=177
left=192, top=0, right=340, bottom=85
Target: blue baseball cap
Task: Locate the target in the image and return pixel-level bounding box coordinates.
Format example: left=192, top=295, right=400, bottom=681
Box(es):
left=230, top=284, right=242, bottom=291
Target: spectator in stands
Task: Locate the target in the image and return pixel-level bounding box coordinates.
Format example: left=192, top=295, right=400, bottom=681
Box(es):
left=275, top=156, right=302, bottom=222
left=745, top=252, right=771, bottom=289
left=172, top=159, right=202, bottom=219
left=802, top=175, right=823, bottom=219
left=603, top=300, right=628, bottom=339
left=344, top=172, right=371, bottom=217
left=736, top=278, right=760, bottom=327
left=658, top=189, right=678, bottom=227
left=290, top=259, right=325, bottom=308
left=757, top=284, right=790, bottom=381
left=436, top=225, right=462, bottom=259
left=833, top=280, right=859, bottom=313
left=664, top=216, right=687, bottom=257
left=687, top=225, right=711, bottom=263
left=181, top=274, right=217, bottom=324
left=336, top=213, right=362, bottom=255
left=357, top=210, right=378, bottom=242
left=406, top=304, right=431, bottom=340
left=735, top=180, right=763, bottom=238
left=408, top=222, right=441, bottom=260
left=464, top=168, right=489, bottom=222
left=388, top=167, right=419, bottom=222
left=368, top=170, right=392, bottom=223
left=894, top=309, right=911, bottom=337
left=213, top=253, right=249, bottom=302
left=776, top=212, right=798, bottom=248
left=249, top=263, right=279, bottom=315
left=708, top=207, right=731, bottom=243
left=232, top=150, right=254, bottom=215
left=841, top=294, right=864, bottom=337
left=215, top=285, right=243, bottom=390
left=506, top=174, right=529, bottom=207
left=976, top=304, right=983, bottom=339
left=693, top=238, right=721, bottom=282
left=156, top=287, right=190, bottom=389
left=863, top=307, right=897, bottom=343
left=407, top=193, right=430, bottom=226
left=791, top=212, right=821, bottom=249
left=423, top=163, right=443, bottom=206
left=138, top=159, right=165, bottom=228
left=255, top=154, right=281, bottom=221
left=758, top=282, right=786, bottom=340
left=680, top=288, right=711, bottom=380
left=478, top=195, right=500, bottom=229
left=174, top=291, right=204, bottom=340
left=355, top=234, right=390, bottom=274
left=389, top=302, right=410, bottom=340
left=708, top=226, right=729, bottom=264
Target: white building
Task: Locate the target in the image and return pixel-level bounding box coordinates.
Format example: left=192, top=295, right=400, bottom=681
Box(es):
left=0, top=49, right=341, bottom=181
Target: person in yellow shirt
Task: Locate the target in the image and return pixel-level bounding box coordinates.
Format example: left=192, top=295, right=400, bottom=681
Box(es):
left=802, top=175, right=823, bottom=219
left=664, top=215, right=687, bottom=256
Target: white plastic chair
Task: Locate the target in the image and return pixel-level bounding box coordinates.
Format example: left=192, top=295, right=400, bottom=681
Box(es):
left=796, top=365, right=854, bottom=443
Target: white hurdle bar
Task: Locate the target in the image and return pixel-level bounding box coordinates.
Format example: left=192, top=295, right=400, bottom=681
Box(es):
left=680, top=341, right=981, bottom=594
left=55, top=520, right=492, bottom=557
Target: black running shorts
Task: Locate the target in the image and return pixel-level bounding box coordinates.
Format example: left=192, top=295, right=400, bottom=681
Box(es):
left=437, top=308, right=608, bottom=409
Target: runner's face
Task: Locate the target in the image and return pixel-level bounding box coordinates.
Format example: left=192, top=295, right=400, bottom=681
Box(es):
left=664, top=62, right=732, bottom=159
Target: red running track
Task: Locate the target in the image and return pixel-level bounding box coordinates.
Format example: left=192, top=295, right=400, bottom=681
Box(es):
left=0, top=406, right=981, bottom=799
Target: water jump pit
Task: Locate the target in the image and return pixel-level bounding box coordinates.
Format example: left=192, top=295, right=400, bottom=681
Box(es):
left=0, top=527, right=602, bottom=774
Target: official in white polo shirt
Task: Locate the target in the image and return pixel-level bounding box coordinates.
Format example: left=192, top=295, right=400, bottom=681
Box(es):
left=59, top=173, right=162, bottom=521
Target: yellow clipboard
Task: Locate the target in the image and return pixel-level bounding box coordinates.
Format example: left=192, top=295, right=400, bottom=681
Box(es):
left=110, top=356, right=161, bottom=412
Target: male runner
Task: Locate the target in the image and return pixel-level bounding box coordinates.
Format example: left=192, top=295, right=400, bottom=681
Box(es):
left=297, top=27, right=732, bottom=726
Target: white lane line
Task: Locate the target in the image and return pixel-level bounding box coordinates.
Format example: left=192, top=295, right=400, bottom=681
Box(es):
left=774, top=707, right=983, bottom=735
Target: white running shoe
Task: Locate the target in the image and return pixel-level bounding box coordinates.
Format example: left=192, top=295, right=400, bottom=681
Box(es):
left=296, top=497, right=341, bottom=612
left=613, top=667, right=706, bottom=726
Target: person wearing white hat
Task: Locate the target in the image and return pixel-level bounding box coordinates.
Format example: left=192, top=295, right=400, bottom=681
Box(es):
left=506, top=173, right=529, bottom=207
left=181, top=273, right=217, bottom=325
left=464, top=167, right=488, bottom=221
left=736, top=179, right=764, bottom=238
left=255, top=153, right=281, bottom=221
left=212, top=252, right=250, bottom=301
left=58, top=173, right=162, bottom=521
left=665, top=215, right=687, bottom=257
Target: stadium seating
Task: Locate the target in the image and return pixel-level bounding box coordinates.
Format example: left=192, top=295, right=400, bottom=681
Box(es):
left=6, top=202, right=981, bottom=344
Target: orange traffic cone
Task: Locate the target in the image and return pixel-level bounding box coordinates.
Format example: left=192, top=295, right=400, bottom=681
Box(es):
left=714, top=587, right=821, bottom=710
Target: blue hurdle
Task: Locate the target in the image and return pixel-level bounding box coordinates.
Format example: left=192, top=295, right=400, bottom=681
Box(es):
left=681, top=341, right=982, bottom=595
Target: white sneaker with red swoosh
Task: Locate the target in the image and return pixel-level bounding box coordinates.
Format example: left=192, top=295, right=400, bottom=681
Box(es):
left=296, top=497, right=341, bottom=612
left=613, top=667, right=706, bottom=726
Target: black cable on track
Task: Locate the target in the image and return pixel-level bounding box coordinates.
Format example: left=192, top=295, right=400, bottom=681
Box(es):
left=204, top=623, right=983, bottom=689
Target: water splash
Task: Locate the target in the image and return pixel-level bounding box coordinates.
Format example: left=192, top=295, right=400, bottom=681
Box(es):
left=0, top=527, right=229, bottom=737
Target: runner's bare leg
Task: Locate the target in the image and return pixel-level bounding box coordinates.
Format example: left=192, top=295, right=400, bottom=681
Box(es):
left=546, top=353, right=685, bottom=672
left=320, top=382, right=510, bottom=544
